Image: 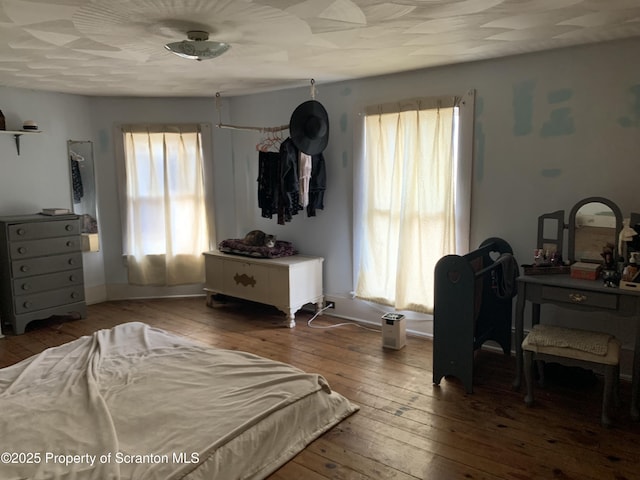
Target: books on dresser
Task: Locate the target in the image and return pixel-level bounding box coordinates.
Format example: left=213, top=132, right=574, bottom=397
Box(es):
left=41, top=208, right=71, bottom=216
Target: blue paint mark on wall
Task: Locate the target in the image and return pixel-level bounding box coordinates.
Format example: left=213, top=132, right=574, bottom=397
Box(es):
left=513, top=80, right=535, bottom=136
left=547, top=89, right=572, bottom=104
left=512, top=83, right=575, bottom=138
left=531, top=87, right=576, bottom=137
left=618, top=84, right=640, bottom=128
left=541, top=168, right=563, bottom=178
left=541, top=107, right=575, bottom=137
left=340, top=113, right=348, bottom=133
left=98, top=129, right=110, bottom=152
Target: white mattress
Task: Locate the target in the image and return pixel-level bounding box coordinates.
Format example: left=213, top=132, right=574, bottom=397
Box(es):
left=0, top=322, right=358, bottom=480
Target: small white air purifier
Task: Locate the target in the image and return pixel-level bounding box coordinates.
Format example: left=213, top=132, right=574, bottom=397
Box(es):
left=381, top=313, right=406, bottom=350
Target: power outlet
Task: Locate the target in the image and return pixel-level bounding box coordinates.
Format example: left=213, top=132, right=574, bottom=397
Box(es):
left=325, top=301, right=336, bottom=309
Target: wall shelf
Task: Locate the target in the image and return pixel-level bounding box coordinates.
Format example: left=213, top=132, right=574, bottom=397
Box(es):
left=0, top=130, right=42, bottom=155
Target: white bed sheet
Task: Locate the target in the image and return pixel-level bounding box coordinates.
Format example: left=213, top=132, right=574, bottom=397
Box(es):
left=0, top=322, right=358, bottom=480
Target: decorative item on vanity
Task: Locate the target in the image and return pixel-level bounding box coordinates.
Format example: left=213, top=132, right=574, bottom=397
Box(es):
left=570, top=261, right=602, bottom=280
left=289, top=99, right=329, bottom=155
left=522, top=248, right=570, bottom=275
left=619, top=251, right=640, bottom=291
left=599, top=242, right=620, bottom=287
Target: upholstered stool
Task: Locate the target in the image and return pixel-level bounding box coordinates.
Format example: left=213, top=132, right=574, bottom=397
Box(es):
left=522, top=324, right=620, bottom=427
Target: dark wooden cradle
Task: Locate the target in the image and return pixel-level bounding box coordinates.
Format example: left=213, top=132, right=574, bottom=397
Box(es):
left=432, top=237, right=518, bottom=393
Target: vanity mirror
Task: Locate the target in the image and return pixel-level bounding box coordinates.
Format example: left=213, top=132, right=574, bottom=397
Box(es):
left=67, top=140, right=99, bottom=252
left=568, top=197, right=622, bottom=264
left=536, top=210, right=565, bottom=259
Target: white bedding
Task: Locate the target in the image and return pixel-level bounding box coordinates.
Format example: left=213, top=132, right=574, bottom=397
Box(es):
left=0, top=322, right=358, bottom=480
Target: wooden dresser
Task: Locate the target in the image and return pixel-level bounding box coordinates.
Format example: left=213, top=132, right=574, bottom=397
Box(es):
left=203, top=250, right=324, bottom=327
left=0, top=214, right=86, bottom=334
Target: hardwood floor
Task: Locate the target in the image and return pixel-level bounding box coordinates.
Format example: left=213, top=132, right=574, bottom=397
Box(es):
left=1, top=296, right=639, bottom=479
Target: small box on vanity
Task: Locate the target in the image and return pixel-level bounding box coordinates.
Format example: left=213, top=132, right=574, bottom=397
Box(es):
left=570, top=262, right=601, bottom=281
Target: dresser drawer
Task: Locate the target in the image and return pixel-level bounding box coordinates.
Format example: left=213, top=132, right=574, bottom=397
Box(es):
left=10, top=235, right=81, bottom=259
left=221, top=260, right=270, bottom=304
left=12, top=253, right=82, bottom=278
left=9, top=219, right=80, bottom=241
left=13, top=268, right=84, bottom=295
left=541, top=286, right=618, bottom=310
left=14, top=286, right=85, bottom=314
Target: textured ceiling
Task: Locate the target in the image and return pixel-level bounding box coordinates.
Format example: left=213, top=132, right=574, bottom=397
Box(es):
left=1, top=0, right=640, bottom=97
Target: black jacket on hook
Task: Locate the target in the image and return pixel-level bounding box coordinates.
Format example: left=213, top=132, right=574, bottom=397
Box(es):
left=257, top=137, right=326, bottom=224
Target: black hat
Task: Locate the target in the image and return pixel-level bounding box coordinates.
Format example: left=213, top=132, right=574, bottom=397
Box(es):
left=289, top=100, right=329, bottom=155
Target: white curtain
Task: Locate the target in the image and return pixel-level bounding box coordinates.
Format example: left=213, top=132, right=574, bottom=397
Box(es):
left=121, top=125, right=209, bottom=286
left=354, top=96, right=470, bottom=314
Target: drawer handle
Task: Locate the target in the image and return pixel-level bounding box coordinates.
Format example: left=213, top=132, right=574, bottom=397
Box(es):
left=20, top=265, right=30, bottom=273
left=71, top=292, right=79, bottom=299
left=16, top=228, right=25, bottom=236
left=234, top=273, right=256, bottom=288
left=17, top=246, right=27, bottom=254
left=69, top=274, right=77, bottom=282
left=66, top=241, right=74, bottom=247
left=23, top=301, right=32, bottom=309
left=65, top=224, right=74, bottom=231
left=569, top=293, right=587, bottom=303
left=21, top=283, right=31, bottom=291
left=68, top=258, right=76, bottom=265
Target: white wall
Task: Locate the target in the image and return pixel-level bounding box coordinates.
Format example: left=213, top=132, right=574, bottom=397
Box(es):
left=0, top=89, right=106, bottom=304
left=224, top=38, right=640, bottom=345
left=2, top=38, right=640, bottom=351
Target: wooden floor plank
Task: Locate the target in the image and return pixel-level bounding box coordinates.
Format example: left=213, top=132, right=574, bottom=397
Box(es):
left=1, top=297, right=639, bottom=480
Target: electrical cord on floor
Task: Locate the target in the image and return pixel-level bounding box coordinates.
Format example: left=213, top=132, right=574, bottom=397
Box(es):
left=307, top=304, right=381, bottom=332
left=353, top=296, right=433, bottom=323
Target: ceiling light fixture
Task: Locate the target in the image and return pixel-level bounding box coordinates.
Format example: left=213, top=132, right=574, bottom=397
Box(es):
left=164, top=30, right=230, bottom=61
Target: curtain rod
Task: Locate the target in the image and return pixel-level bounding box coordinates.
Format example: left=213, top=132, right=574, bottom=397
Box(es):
left=216, top=123, right=289, bottom=133
left=214, top=91, right=292, bottom=134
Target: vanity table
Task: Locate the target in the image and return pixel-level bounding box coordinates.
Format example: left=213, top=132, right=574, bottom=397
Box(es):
left=514, top=274, right=640, bottom=420
left=515, top=197, right=640, bottom=420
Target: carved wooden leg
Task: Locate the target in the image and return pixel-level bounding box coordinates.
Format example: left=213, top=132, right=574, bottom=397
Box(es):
left=206, top=292, right=215, bottom=307
left=614, top=364, right=621, bottom=408
left=285, top=310, right=296, bottom=328
left=524, top=350, right=534, bottom=407
left=514, top=282, right=526, bottom=391
left=536, top=360, right=546, bottom=388
left=602, top=364, right=615, bottom=428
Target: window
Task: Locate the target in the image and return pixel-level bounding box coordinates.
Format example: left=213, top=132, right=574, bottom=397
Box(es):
left=118, top=124, right=212, bottom=286
left=354, top=93, right=474, bottom=313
